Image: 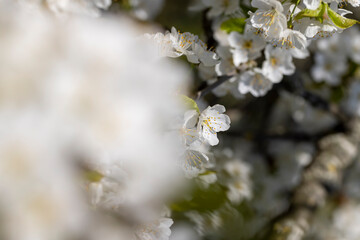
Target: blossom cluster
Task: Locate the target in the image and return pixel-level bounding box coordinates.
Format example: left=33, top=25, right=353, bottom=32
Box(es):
left=183, top=0, right=359, bottom=97
left=146, top=27, right=219, bottom=67
left=179, top=104, right=231, bottom=177
left=3, top=0, right=360, bottom=240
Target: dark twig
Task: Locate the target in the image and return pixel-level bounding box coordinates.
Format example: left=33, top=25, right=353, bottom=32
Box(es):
left=196, top=75, right=232, bottom=100
left=202, top=10, right=217, bottom=49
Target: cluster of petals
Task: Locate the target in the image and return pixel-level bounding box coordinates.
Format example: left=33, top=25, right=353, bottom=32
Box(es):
left=180, top=105, right=231, bottom=176
left=146, top=27, right=219, bottom=67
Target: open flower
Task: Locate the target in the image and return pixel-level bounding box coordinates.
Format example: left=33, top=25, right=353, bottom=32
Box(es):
left=215, top=46, right=238, bottom=76
left=169, top=27, right=197, bottom=57
left=250, top=0, right=287, bottom=39
left=262, top=45, right=295, bottom=83
left=145, top=32, right=179, bottom=58
left=183, top=147, right=210, bottom=177
left=238, top=68, right=273, bottom=97
left=181, top=110, right=201, bottom=146
left=228, top=30, right=266, bottom=66
left=189, top=40, right=219, bottom=67
left=273, top=29, right=307, bottom=50
left=311, top=52, right=347, bottom=86
left=198, top=105, right=231, bottom=146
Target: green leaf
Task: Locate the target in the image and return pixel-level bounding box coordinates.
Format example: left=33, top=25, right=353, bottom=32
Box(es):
left=294, top=3, right=325, bottom=20
left=327, top=6, right=359, bottom=29
left=220, top=18, right=247, bottom=34
left=181, top=95, right=200, bottom=113
left=170, top=183, right=227, bottom=212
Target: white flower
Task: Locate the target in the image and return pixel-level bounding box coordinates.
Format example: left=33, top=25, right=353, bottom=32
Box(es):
left=220, top=159, right=252, bottom=204
left=181, top=110, right=201, bottom=146
left=198, top=104, right=231, bottom=146
left=311, top=52, right=347, bottom=86
left=294, top=3, right=350, bottom=39
left=228, top=30, right=266, bottom=66
left=215, top=46, right=237, bottom=76
left=294, top=18, right=337, bottom=39
left=226, top=180, right=252, bottom=204
left=183, top=148, right=210, bottom=177
left=135, top=218, right=173, bottom=240
left=274, top=29, right=307, bottom=50
left=145, top=32, right=180, bottom=58
left=223, top=160, right=251, bottom=179
left=262, top=45, right=295, bottom=83
left=250, top=0, right=287, bottom=39
left=316, top=33, right=345, bottom=56
left=303, top=0, right=321, bottom=10
left=169, top=27, right=197, bottom=57
left=0, top=3, right=189, bottom=238
left=148, top=27, right=218, bottom=66
left=238, top=68, right=273, bottom=97
left=189, top=40, right=219, bottom=67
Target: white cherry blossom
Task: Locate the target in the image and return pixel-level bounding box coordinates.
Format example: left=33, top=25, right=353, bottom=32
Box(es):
left=311, top=52, right=347, bottom=86
left=169, top=27, right=197, bottom=57
left=274, top=29, right=307, bottom=50
left=228, top=30, right=266, bottom=66
left=262, top=45, right=295, bottom=83
left=239, top=68, right=273, bottom=97
left=183, top=148, right=210, bottom=177
left=215, top=46, right=237, bottom=76
left=250, top=0, right=287, bottom=39
left=145, top=32, right=180, bottom=58
left=189, top=40, right=219, bottom=67
left=303, top=0, right=321, bottom=10
left=181, top=110, right=201, bottom=146
left=198, top=105, right=231, bottom=146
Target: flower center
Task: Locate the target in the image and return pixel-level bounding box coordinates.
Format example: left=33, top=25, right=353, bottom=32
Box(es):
left=270, top=57, right=277, bottom=66
left=243, top=40, right=253, bottom=49
left=258, top=9, right=277, bottom=28
left=325, top=63, right=333, bottom=70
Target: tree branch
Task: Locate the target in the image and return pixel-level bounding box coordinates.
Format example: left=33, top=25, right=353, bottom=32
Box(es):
left=196, top=75, right=232, bottom=100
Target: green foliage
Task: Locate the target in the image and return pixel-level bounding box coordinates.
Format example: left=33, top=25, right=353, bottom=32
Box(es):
left=220, top=18, right=247, bottom=34
left=181, top=95, right=200, bottom=113
left=327, top=6, right=359, bottom=29
left=171, top=183, right=227, bottom=212
left=294, top=2, right=326, bottom=21
left=295, top=2, right=359, bottom=28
